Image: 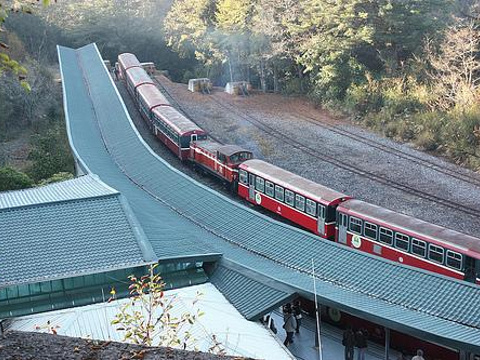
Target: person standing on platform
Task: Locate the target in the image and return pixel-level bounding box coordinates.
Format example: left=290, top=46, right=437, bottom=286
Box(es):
left=355, top=328, right=368, bottom=360
left=283, top=308, right=297, bottom=347
left=412, top=349, right=425, bottom=360
left=342, top=327, right=355, bottom=360
left=293, top=300, right=303, bottom=333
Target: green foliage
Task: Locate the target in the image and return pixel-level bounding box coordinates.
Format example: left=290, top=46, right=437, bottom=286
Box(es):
left=111, top=264, right=208, bottom=350
left=0, top=166, right=34, bottom=191
left=0, top=0, right=51, bottom=81
left=27, top=123, right=74, bottom=183
left=37, top=172, right=74, bottom=186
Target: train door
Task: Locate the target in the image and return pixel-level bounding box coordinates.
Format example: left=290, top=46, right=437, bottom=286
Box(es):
left=464, top=256, right=476, bottom=282
left=338, top=212, right=348, bottom=244
left=248, top=173, right=255, bottom=201
left=317, top=204, right=326, bottom=235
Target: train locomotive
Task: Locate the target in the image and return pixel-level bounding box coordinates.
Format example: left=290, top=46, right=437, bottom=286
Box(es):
left=116, top=53, right=480, bottom=286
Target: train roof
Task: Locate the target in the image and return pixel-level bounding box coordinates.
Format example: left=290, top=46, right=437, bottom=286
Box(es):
left=152, top=106, right=206, bottom=135
left=338, top=199, right=480, bottom=257
left=118, top=53, right=141, bottom=70
left=194, top=140, right=251, bottom=157
left=126, top=67, right=154, bottom=89
left=137, top=84, right=170, bottom=110
left=239, top=159, right=350, bottom=205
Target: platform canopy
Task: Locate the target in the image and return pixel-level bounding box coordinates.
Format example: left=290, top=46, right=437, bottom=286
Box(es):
left=56, top=43, right=480, bottom=353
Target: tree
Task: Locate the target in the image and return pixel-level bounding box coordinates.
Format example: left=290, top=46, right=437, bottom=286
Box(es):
left=0, top=166, right=34, bottom=191
left=425, top=21, right=480, bottom=110
left=27, top=123, right=74, bottom=182
left=111, top=264, right=210, bottom=350
left=0, top=0, right=51, bottom=88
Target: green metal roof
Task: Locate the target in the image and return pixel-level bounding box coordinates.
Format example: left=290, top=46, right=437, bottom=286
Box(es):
left=58, top=43, right=480, bottom=352
left=0, top=175, right=156, bottom=287
left=209, top=259, right=295, bottom=320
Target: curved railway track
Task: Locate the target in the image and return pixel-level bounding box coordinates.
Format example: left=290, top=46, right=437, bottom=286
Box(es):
left=154, top=75, right=480, bottom=218
left=242, top=93, right=480, bottom=187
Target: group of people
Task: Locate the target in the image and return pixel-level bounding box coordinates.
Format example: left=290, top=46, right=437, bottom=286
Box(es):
left=343, top=327, right=426, bottom=360
left=282, top=301, right=303, bottom=347
left=342, top=327, right=368, bottom=360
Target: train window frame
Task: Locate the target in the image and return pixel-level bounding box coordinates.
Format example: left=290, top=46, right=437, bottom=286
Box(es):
left=285, top=189, right=295, bottom=207
left=411, top=238, right=426, bottom=258
left=349, top=217, right=362, bottom=234
left=275, top=185, right=285, bottom=202
left=255, top=177, right=265, bottom=193
left=395, top=233, right=410, bottom=252
left=265, top=181, right=274, bottom=197
left=379, top=227, right=393, bottom=245
left=428, top=244, right=444, bottom=264
left=446, top=250, right=463, bottom=270
left=306, top=199, right=317, bottom=216
left=295, top=194, right=305, bottom=212
left=318, top=204, right=326, bottom=219
left=364, top=222, right=378, bottom=240
left=239, top=170, right=248, bottom=185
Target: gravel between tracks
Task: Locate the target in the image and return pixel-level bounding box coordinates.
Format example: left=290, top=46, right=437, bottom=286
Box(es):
left=150, top=76, right=480, bottom=237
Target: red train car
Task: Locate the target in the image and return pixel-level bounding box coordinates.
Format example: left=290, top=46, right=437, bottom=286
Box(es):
left=117, top=53, right=141, bottom=80
left=190, top=140, right=253, bottom=183
left=238, top=159, right=350, bottom=239
left=137, top=84, right=170, bottom=128
left=152, top=106, right=207, bottom=160
left=336, top=199, right=480, bottom=283
left=125, top=67, right=155, bottom=99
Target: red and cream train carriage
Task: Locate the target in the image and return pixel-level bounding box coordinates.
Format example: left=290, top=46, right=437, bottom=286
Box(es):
left=152, top=106, right=207, bottom=160
left=190, top=140, right=253, bottom=183
left=125, top=66, right=155, bottom=99
left=137, top=84, right=170, bottom=128
left=117, top=53, right=142, bottom=80
left=336, top=199, right=480, bottom=283
left=238, top=159, right=350, bottom=239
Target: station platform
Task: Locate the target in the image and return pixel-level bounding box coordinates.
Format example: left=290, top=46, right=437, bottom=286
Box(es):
left=270, top=311, right=402, bottom=360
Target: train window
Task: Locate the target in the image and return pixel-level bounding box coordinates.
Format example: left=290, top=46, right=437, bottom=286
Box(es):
left=295, top=194, right=305, bottom=212
left=446, top=250, right=463, bottom=270
left=218, top=153, right=227, bottom=163
left=275, top=185, right=285, bottom=202
left=364, top=222, right=378, bottom=240
left=239, top=170, right=248, bottom=185
left=411, top=238, right=426, bottom=257
left=317, top=204, right=325, bottom=218
left=249, top=173, right=255, bottom=186
left=379, top=227, right=393, bottom=245
left=255, top=177, right=265, bottom=192
left=265, top=181, right=274, bottom=197
left=428, top=244, right=444, bottom=264
left=285, top=190, right=295, bottom=206
left=306, top=199, right=317, bottom=216
left=349, top=217, right=362, bottom=234
left=395, top=233, right=409, bottom=251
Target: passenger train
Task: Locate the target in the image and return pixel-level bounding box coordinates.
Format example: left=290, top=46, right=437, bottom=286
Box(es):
left=117, top=53, right=480, bottom=286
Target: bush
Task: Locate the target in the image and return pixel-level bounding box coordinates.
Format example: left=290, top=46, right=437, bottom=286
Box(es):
left=0, top=167, right=34, bottom=191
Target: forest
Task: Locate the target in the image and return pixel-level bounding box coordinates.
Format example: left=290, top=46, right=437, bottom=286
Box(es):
left=0, top=0, right=479, bottom=190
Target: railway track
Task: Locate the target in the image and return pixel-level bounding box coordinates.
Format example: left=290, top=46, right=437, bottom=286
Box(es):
left=244, top=94, right=480, bottom=188
left=155, top=75, right=480, bottom=218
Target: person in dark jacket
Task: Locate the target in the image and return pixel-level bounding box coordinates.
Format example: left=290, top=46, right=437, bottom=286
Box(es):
left=292, top=300, right=303, bottom=333
left=355, top=329, right=368, bottom=360
left=342, top=327, right=355, bottom=360
left=283, top=308, right=297, bottom=347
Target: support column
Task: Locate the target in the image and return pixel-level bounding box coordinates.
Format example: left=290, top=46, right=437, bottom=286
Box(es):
left=384, top=327, right=390, bottom=360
